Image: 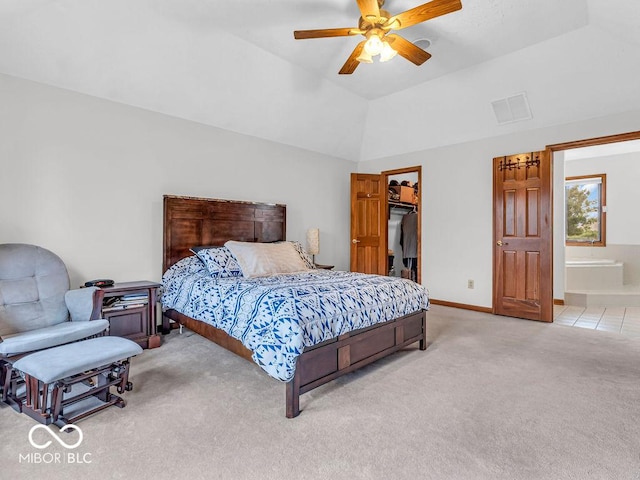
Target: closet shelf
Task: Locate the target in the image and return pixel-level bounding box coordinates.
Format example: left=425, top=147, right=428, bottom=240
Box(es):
left=388, top=200, right=417, bottom=211
left=388, top=200, right=417, bottom=218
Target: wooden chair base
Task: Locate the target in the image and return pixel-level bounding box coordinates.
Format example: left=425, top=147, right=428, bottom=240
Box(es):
left=1, top=332, right=108, bottom=413
left=21, top=360, right=134, bottom=427
left=1, top=360, right=27, bottom=413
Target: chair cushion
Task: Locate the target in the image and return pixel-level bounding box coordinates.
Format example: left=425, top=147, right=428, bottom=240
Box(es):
left=0, top=319, right=109, bottom=356
left=12, top=336, right=143, bottom=384
left=0, top=244, right=71, bottom=337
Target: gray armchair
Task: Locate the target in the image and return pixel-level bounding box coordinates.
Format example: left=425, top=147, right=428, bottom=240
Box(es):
left=0, top=243, right=110, bottom=407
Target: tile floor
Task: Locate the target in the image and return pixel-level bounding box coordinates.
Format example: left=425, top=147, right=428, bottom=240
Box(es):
left=554, top=304, right=640, bottom=337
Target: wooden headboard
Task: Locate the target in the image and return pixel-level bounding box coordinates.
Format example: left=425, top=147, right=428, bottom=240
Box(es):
left=162, top=195, right=287, bottom=273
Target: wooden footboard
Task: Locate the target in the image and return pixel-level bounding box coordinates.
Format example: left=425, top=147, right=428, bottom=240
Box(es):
left=164, top=308, right=427, bottom=418
left=286, top=310, right=427, bottom=418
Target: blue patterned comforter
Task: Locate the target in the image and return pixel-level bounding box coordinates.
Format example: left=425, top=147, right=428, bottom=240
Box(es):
left=162, top=256, right=429, bottom=382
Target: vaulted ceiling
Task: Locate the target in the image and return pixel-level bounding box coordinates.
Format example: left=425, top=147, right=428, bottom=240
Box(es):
left=1, top=0, right=639, bottom=161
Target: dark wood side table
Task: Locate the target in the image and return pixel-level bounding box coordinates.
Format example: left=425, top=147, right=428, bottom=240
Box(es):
left=100, top=281, right=162, bottom=349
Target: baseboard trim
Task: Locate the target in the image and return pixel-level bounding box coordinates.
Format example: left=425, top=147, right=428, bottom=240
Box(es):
left=554, top=299, right=565, bottom=305
left=429, top=299, right=493, bottom=314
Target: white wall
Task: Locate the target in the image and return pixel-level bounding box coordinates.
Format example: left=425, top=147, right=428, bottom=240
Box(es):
left=359, top=109, right=640, bottom=308
left=3, top=73, right=640, bottom=308
left=0, top=3, right=369, bottom=161
left=360, top=25, right=640, bottom=161
left=0, top=74, right=354, bottom=288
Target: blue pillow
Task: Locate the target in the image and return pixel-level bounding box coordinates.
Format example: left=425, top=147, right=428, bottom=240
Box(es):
left=191, top=246, right=244, bottom=278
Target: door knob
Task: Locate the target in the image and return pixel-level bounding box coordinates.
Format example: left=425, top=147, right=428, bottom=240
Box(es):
left=352, top=239, right=361, bottom=244
left=496, top=240, right=509, bottom=246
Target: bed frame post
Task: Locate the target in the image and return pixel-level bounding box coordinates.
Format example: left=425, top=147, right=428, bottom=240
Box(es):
left=286, top=375, right=301, bottom=418
left=420, top=312, right=427, bottom=350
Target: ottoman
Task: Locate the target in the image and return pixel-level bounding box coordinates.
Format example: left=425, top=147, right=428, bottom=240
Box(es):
left=12, top=336, right=143, bottom=426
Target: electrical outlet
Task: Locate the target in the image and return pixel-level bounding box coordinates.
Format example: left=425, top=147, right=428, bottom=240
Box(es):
left=467, top=279, right=474, bottom=289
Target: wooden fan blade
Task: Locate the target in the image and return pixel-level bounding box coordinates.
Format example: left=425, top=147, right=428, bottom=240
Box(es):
left=386, top=0, right=462, bottom=30
left=339, top=41, right=366, bottom=75
left=386, top=34, right=431, bottom=65
left=294, top=28, right=358, bottom=39
left=356, top=0, right=381, bottom=22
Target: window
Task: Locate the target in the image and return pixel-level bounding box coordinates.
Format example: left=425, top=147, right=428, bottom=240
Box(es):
left=565, top=174, right=606, bottom=246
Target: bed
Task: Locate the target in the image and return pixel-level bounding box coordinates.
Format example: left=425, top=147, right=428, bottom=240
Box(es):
left=161, top=195, right=429, bottom=417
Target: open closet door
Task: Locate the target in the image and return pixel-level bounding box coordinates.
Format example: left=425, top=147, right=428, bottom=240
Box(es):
left=350, top=173, right=386, bottom=275
left=493, top=151, right=553, bottom=322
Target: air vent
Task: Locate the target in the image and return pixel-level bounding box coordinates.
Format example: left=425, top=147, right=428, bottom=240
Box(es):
left=491, top=93, right=532, bottom=125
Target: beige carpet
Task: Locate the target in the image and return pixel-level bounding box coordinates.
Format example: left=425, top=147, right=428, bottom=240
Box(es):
left=2, top=305, right=640, bottom=480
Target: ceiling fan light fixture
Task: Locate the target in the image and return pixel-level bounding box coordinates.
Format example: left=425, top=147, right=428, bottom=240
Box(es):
left=363, top=30, right=384, bottom=56
left=356, top=49, right=374, bottom=64
left=292, top=0, right=463, bottom=74
left=379, top=41, right=397, bottom=62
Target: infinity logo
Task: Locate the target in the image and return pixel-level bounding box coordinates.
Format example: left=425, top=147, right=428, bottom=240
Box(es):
left=28, top=424, right=84, bottom=450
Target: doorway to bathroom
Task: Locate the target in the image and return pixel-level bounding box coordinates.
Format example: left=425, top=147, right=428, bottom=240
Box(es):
left=550, top=131, right=640, bottom=309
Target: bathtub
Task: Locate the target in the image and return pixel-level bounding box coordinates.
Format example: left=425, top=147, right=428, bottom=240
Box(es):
left=565, top=258, right=616, bottom=266
left=565, top=258, right=623, bottom=290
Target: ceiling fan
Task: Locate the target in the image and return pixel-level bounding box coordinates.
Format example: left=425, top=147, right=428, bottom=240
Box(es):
left=293, top=0, right=462, bottom=74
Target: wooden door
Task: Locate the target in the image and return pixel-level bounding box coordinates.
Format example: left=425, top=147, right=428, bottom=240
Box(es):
left=350, top=173, right=386, bottom=274
left=493, top=151, right=552, bottom=322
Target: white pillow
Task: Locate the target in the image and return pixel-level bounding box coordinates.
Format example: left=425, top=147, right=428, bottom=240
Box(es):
left=224, top=241, right=310, bottom=278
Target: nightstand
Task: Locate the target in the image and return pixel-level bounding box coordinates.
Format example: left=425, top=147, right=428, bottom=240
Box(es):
left=314, top=263, right=334, bottom=270
left=100, top=281, right=162, bottom=349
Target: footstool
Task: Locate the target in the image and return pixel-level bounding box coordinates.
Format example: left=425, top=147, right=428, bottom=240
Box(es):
left=12, top=336, right=143, bottom=426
